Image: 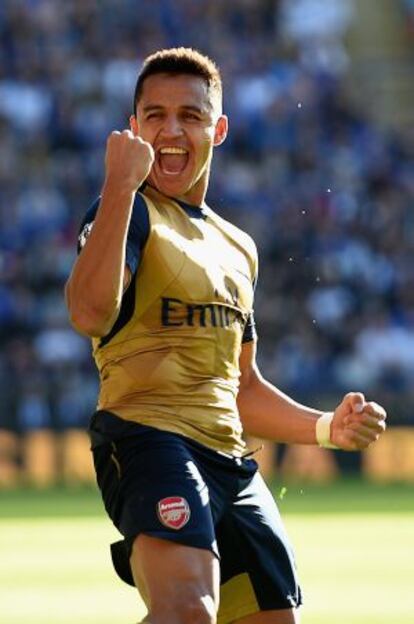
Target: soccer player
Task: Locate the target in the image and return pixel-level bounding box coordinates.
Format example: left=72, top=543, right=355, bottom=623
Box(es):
left=65, top=48, right=386, bottom=624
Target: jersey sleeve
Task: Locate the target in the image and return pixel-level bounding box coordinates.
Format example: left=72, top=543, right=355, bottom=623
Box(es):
left=242, top=312, right=257, bottom=343
left=242, top=273, right=258, bottom=343
left=77, top=199, right=99, bottom=254
left=77, top=194, right=150, bottom=274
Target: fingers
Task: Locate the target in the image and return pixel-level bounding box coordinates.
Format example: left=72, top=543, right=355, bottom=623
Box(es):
left=344, top=401, right=387, bottom=430
left=108, top=129, right=149, bottom=146
left=361, top=413, right=386, bottom=433
left=343, top=399, right=387, bottom=450
left=108, top=129, right=132, bottom=139
left=340, top=424, right=381, bottom=450
left=343, top=432, right=376, bottom=451
left=364, top=401, right=387, bottom=421
left=346, top=421, right=382, bottom=442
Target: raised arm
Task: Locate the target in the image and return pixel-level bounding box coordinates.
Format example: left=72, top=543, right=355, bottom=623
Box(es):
left=237, top=341, right=386, bottom=450
left=65, top=130, right=154, bottom=337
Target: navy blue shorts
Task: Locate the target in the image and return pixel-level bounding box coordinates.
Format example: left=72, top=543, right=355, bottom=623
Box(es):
left=89, top=411, right=302, bottom=621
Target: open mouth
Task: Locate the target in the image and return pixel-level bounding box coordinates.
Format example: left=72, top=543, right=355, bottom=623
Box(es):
left=157, top=146, right=189, bottom=176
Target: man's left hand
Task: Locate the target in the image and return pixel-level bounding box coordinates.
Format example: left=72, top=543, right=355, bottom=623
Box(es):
left=330, top=392, right=387, bottom=451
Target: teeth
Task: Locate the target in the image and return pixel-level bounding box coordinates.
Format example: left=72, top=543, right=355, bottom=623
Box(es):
left=159, top=147, right=187, bottom=154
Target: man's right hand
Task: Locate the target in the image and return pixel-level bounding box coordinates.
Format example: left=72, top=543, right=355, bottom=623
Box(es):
left=104, top=129, right=155, bottom=193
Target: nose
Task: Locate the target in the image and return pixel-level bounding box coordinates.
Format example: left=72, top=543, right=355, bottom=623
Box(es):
left=160, top=114, right=184, bottom=137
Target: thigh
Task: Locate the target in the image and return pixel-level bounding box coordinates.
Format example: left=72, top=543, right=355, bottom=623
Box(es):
left=131, top=533, right=220, bottom=615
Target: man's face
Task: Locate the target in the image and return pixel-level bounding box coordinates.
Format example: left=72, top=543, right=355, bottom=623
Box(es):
left=130, top=73, right=227, bottom=205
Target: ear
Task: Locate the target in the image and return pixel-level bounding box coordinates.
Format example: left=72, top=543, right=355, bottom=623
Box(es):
left=213, top=115, right=228, bottom=147
left=130, top=115, right=139, bottom=136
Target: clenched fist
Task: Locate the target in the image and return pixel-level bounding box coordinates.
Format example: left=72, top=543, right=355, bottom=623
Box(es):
left=104, top=129, right=154, bottom=192
left=331, top=392, right=387, bottom=451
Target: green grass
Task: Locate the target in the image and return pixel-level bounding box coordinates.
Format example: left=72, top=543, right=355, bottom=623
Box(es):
left=1, top=481, right=413, bottom=623
left=1, top=479, right=413, bottom=518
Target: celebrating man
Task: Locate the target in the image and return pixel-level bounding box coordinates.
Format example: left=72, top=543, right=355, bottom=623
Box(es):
left=65, top=48, right=386, bottom=624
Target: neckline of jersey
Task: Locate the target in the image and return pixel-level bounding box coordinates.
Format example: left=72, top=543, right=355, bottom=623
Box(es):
left=176, top=198, right=207, bottom=220
left=142, top=183, right=208, bottom=220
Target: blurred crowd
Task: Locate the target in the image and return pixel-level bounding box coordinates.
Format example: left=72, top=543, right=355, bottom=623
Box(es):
left=0, top=0, right=413, bottom=433
left=402, top=0, right=414, bottom=36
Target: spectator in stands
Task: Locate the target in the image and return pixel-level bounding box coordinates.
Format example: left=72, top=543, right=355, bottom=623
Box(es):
left=0, top=0, right=412, bottom=436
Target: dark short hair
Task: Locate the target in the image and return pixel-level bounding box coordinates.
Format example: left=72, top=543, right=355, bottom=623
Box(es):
left=132, top=47, right=222, bottom=114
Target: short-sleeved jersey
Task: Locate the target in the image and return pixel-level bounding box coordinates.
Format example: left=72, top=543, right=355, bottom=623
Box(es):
left=79, top=185, right=258, bottom=456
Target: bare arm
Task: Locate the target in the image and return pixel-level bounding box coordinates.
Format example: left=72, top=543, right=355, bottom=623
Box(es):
left=65, top=130, right=154, bottom=337
left=237, top=341, right=321, bottom=444
left=237, top=341, right=387, bottom=450
left=65, top=183, right=134, bottom=337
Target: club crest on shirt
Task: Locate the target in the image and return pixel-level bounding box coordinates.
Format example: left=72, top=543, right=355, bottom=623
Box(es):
left=157, top=496, right=191, bottom=530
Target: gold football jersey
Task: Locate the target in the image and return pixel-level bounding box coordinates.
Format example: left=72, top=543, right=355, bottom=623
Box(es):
left=91, top=185, right=258, bottom=456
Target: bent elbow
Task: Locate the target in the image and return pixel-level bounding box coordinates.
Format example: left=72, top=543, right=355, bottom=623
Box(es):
left=64, top=281, right=118, bottom=337
left=69, top=313, right=110, bottom=338
left=67, top=302, right=115, bottom=338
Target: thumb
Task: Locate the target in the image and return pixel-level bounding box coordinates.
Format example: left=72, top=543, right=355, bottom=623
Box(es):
left=346, top=392, right=365, bottom=414
left=339, top=392, right=365, bottom=427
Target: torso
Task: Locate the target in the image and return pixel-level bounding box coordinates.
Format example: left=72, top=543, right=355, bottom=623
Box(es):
left=92, top=185, right=258, bottom=456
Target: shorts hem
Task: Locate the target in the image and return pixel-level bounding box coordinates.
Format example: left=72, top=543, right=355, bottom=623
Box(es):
left=218, top=601, right=301, bottom=624
left=135, top=530, right=220, bottom=559
left=217, top=600, right=258, bottom=624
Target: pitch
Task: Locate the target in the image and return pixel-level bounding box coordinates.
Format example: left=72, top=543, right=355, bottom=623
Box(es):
left=1, top=482, right=413, bottom=624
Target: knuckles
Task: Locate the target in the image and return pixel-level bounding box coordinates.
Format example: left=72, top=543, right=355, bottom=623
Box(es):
left=106, top=131, right=154, bottom=160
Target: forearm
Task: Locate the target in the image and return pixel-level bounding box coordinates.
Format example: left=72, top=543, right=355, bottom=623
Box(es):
left=237, top=373, right=322, bottom=445
left=66, top=180, right=135, bottom=336
left=237, top=311, right=386, bottom=451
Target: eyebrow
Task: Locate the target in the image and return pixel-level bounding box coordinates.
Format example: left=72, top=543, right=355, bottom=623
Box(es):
left=142, top=104, right=208, bottom=115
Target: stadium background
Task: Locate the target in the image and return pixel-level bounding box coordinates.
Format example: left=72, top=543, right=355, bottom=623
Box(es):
left=1, top=0, right=413, bottom=484
left=1, top=2, right=414, bottom=623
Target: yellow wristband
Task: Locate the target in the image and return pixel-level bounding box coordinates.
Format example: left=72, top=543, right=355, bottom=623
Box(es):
left=316, top=412, right=340, bottom=449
